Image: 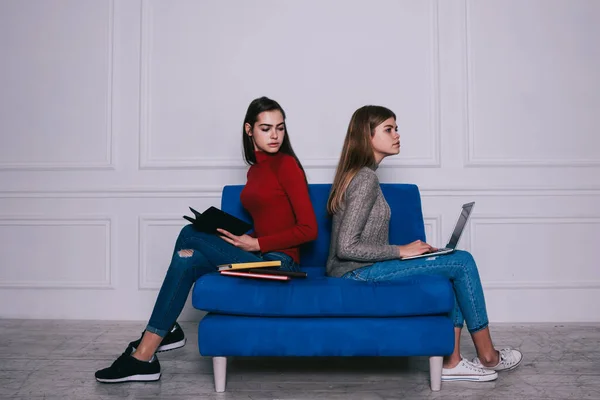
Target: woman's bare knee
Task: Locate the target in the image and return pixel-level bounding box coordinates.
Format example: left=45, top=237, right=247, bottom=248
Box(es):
left=178, top=249, right=193, bottom=258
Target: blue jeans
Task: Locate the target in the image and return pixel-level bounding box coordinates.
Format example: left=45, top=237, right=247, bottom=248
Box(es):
left=342, top=250, right=489, bottom=333
left=147, top=224, right=299, bottom=337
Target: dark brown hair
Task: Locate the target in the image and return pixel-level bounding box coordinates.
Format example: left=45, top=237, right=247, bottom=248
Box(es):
left=242, top=96, right=305, bottom=177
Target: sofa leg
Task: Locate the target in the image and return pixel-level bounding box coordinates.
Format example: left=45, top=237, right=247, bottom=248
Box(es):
left=213, top=356, right=227, bottom=392
left=429, top=356, right=443, bottom=391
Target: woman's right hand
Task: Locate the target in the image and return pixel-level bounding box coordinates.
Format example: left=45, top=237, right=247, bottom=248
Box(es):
left=398, top=240, right=436, bottom=258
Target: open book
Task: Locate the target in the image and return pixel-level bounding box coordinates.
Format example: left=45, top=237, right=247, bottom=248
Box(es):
left=183, top=206, right=252, bottom=236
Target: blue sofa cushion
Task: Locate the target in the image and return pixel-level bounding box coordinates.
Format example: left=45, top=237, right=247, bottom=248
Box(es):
left=199, top=314, right=455, bottom=356
left=192, top=273, right=453, bottom=317
left=193, top=183, right=450, bottom=318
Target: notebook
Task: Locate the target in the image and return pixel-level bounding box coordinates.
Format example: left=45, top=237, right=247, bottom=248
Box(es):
left=219, top=270, right=291, bottom=281
left=217, top=260, right=282, bottom=271
left=247, top=269, right=307, bottom=279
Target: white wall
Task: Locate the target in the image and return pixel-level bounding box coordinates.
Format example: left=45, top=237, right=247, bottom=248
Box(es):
left=0, top=0, right=598, bottom=323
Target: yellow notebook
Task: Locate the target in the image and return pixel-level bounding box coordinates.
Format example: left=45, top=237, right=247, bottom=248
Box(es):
left=217, top=260, right=281, bottom=271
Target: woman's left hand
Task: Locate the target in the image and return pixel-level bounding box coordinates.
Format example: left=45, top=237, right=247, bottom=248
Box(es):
left=217, top=228, right=260, bottom=252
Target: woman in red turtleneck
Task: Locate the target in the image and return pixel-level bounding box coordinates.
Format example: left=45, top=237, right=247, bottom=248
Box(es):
left=96, top=97, right=318, bottom=384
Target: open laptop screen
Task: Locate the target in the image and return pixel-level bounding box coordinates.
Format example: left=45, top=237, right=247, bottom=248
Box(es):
left=447, top=202, right=474, bottom=249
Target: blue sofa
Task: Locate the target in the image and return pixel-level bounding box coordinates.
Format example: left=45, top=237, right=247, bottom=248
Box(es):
left=192, top=184, right=455, bottom=392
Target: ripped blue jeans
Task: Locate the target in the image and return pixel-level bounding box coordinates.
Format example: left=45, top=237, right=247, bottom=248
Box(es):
left=342, top=250, right=489, bottom=333
left=147, top=224, right=298, bottom=337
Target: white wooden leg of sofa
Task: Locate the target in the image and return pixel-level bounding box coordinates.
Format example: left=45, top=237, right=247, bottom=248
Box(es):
left=213, top=357, right=227, bottom=392
left=429, top=356, right=443, bottom=391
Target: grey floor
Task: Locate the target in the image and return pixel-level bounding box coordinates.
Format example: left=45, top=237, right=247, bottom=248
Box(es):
left=1, top=320, right=599, bottom=400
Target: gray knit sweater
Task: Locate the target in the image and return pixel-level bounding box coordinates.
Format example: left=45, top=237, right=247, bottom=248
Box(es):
left=326, top=166, right=399, bottom=278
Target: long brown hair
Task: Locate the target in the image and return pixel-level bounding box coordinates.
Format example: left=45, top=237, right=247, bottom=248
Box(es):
left=242, top=96, right=305, bottom=177
left=327, top=105, right=396, bottom=214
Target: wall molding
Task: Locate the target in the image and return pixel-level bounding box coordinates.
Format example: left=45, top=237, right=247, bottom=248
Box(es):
left=138, top=215, right=184, bottom=290
left=0, top=187, right=224, bottom=199
left=423, top=215, right=442, bottom=248
left=462, top=0, right=600, bottom=168
left=470, top=216, right=600, bottom=290
left=0, top=0, right=116, bottom=171
left=1, top=185, right=599, bottom=199
left=419, top=187, right=600, bottom=197
left=483, top=281, right=600, bottom=290
left=0, top=217, right=114, bottom=289
left=138, top=0, right=441, bottom=169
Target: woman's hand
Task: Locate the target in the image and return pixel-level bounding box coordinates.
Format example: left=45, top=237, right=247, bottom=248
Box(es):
left=398, top=240, right=436, bottom=258
left=217, top=228, right=260, bottom=252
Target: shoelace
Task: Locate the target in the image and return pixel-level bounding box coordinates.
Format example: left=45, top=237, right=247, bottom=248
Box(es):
left=473, top=349, right=514, bottom=368
left=446, top=358, right=490, bottom=374
left=462, top=360, right=487, bottom=373
left=499, top=349, right=517, bottom=365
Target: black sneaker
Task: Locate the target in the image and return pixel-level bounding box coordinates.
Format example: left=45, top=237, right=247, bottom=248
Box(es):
left=95, top=353, right=161, bottom=383
left=127, top=322, right=186, bottom=354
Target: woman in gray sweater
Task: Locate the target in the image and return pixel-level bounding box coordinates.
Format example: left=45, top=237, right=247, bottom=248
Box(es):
left=326, top=105, right=522, bottom=383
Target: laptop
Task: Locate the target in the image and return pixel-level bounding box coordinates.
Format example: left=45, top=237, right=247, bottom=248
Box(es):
left=401, top=202, right=475, bottom=260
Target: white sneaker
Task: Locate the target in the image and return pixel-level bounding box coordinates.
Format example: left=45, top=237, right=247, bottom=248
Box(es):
left=442, top=357, right=498, bottom=382
left=472, top=348, right=523, bottom=372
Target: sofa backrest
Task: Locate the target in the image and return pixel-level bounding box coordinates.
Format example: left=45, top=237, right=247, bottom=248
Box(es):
left=221, top=183, right=426, bottom=267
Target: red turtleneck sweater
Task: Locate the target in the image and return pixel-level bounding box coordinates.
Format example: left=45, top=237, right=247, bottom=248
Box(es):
left=240, top=151, right=318, bottom=263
